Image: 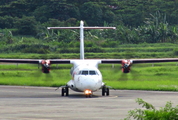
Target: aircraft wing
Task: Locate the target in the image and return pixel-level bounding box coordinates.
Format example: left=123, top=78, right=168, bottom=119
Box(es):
left=0, top=59, right=39, bottom=64
left=0, top=58, right=178, bottom=64
left=1, top=58, right=178, bottom=64
left=49, top=59, right=71, bottom=64
left=0, top=59, right=71, bottom=64
left=101, top=58, right=178, bottom=64
left=132, top=58, right=178, bottom=63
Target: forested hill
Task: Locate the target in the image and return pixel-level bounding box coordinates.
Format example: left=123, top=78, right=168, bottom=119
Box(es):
left=0, top=0, right=178, bottom=54
left=1, top=0, right=178, bottom=27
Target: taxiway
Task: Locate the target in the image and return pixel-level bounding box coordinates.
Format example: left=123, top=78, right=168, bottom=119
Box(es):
left=0, top=86, right=178, bottom=120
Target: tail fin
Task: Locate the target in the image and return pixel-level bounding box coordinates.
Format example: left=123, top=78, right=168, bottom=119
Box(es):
left=80, top=21, right=84, bottom=59
left=47, top=21, right=116, bottom=60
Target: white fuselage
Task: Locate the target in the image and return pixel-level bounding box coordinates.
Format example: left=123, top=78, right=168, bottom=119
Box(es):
left=67, top=60, right=104, bottom=92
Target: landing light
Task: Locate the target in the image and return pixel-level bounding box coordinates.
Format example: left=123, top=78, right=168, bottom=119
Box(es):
left=84, top=89, right=92, bottom=95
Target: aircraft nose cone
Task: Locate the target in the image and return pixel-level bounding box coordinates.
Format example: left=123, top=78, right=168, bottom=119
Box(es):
left=83, top=79, right=95, bottom=89
left=76, top=76, right=99, bottom=91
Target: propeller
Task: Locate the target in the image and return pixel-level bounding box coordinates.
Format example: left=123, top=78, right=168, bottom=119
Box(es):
left=117, top=48, right=142, bottom=80
left=39, top=60, right=51, bottom=73
left=121, top=59, right=133, bottom=73
left=29, top=59, right=54, bottom=85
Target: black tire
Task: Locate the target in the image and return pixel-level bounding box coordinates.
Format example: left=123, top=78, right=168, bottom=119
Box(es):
left=102, top=87, right=105, bottom=96
left=86, top=94, right=92, bottom=98
left=106, top=88, right=109, bottom=96
left=62, top=88, right=65, bottom=96
left=66, top=87, right=69, bottom=96
left=89, top=94, right=92, bottom=98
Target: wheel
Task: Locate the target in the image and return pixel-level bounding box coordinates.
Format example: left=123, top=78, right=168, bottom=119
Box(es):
left=62, top=87, right=69, bottom=96
left=102, top=87, right=105, bottom=96
left=65, top=87, right=69, bottom=96
left=61, top=88, right=65, bottom=96
left=89, top=94, right=92, bottom=98
left=86, top=94, right=92, bottom=98
left=102, top=87, right=109, bottom=96
left=106, top=88, right=109, bottom=96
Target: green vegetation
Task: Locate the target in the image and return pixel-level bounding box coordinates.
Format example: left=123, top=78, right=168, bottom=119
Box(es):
left=124, top=98, right=178, bottom=120
left=0, top=43, right=178, bottom=90
left=100, top=62, right=178, bottom=91
left=0, top=64, right=72, bottom=87
left=0, top=1, right=178, bottom=91
left=0, top=43, right=178, bottom=59
left=1, top=62, right=178, bottom=91
left=0, top=0, right=178, bottom=52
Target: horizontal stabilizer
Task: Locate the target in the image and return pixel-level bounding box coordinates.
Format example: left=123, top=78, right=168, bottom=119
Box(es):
left=47, top=27, right=116, bottom=30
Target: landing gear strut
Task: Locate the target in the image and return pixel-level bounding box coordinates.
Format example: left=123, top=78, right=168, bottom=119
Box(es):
left=61, top=86, right=69, bottom=96
left=102, top=86, right=109, bottom=96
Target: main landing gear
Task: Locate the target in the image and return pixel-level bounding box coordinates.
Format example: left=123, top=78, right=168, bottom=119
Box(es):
left=61, top=86, right=69, bottom=96
left=102, top=86, right=109, bottom=96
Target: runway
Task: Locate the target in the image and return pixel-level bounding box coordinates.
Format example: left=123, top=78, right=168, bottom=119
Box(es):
left=0, top=86, right=178, bottom=120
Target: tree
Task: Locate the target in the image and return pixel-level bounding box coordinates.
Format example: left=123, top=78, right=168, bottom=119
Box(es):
left=32, top=5, right=51, bottom=23
left=80, top=2, right=103, bottom=26
left=0, top=16, right=14, bottom=29
left=14, top=16, right=38, bottom=36
left=1, top=0, right=29, bottom=17
left=0, top=0, right=15, bottom=5
left=103, top=10, right=116, bottom=23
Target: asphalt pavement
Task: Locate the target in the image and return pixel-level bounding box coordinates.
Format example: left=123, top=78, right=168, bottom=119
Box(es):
left=0, top=86, right=178, bottom=120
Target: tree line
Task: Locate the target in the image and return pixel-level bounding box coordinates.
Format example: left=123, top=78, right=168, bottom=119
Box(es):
left=0, top=0, right=178, bottom=47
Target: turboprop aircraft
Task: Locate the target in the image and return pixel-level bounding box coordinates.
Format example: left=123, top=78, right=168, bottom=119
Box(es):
left=1, top=21, right=178, bottom=97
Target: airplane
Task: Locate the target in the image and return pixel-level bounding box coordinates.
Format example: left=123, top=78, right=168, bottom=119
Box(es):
left=1, top=21, right=178, bottom=97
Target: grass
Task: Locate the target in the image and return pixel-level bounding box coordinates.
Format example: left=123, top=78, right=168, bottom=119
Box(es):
left=0, top=51, right=175, bottom=59
left=0, top=43, right=178, bottom=91
left=0, top=69, right=70, bottom=87
left=102, top=63, right=178, bottom=91
left=0, top=43, right=178, bottom=59
left=0, top=63, right=178, bottom=91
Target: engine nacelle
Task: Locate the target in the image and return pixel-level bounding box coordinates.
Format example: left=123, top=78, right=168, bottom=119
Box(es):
left=121, top=60, right=133, bottom=73
left=39, top=60, right=51, bottom=73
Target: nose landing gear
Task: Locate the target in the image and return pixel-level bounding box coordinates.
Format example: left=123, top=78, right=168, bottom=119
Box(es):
left=84, top=89, right=92, bottom=98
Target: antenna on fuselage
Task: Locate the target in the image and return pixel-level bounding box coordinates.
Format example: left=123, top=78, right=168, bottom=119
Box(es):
left=47, top=21, right=116, bottom=60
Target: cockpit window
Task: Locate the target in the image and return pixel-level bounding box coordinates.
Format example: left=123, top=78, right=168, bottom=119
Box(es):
left=78, top=70, right=98, bottom=75
left=89, top=70, right=96, bottom=75
left=81, top=70, right=88, bottom=75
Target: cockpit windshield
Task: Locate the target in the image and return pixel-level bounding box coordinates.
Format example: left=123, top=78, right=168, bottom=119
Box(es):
left=78, top=70, right=98, bottom=75
left=82, top=71, right=88, bottom=75
left=89, top=70, right=96, bottom=75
